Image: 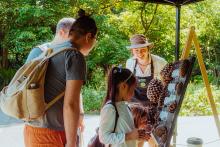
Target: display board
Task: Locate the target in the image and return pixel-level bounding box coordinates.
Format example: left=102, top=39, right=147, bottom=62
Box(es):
left=149, top=56, right=196, bottom=147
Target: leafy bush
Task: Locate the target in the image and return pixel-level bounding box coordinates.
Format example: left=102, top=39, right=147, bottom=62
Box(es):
left=180, top=82, right=220, bottom=116
left=0, top=68, right=16, bottom=89
left=82, top=67, right=106, bottom=113
left=82, top=86, right=106, bottom=113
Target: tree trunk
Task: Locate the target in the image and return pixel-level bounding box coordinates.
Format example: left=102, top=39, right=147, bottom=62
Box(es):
left=102, top=64, right=111, bottom=77
left=2, top=48, right=8, bottom=68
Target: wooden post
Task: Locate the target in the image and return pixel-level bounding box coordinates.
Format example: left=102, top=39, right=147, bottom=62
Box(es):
left=181, top=26, right=220, bottom=137
left=172, top=121, right=177, bottom=147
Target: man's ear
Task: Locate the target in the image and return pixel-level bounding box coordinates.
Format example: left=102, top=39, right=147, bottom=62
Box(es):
left=58, top=29, right=65, bottom=36
left=85, top=33, right=92, bottom=43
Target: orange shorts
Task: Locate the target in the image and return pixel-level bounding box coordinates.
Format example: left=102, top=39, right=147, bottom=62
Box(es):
left=24, top=125, right=66, bottom=147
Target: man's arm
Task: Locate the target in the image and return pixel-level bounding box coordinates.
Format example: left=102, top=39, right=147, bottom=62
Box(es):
left=64, top=80, right=83, bottom=147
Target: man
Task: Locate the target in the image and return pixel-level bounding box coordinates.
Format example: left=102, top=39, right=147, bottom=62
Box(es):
left=0, top=18, right=77, bottom=128
left=27, top=17, right=85, bottom=130
left=25, top=17, right=85, bottom=146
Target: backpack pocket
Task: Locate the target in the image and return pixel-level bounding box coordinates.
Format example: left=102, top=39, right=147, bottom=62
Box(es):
left=26, top=86, right=46, bottom=120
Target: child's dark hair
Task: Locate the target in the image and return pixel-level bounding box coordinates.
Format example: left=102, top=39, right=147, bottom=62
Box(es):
left=69, top=9, right=97, bottom=38
left=103, top=67, right=136, bottom=106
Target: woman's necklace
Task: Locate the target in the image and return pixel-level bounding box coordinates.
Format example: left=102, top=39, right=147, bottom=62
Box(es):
left=137, top=60, right=151, bottom=66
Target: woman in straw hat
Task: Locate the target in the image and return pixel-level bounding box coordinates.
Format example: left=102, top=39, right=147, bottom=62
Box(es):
left=126, top=34, right=167, bottom=147
left=126, top=34, right=167, bottom=104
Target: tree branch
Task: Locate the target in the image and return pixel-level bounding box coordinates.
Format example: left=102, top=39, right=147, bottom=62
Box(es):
left=140, top=3, right=148, bottom=33
left=140, top=3, right=158, bottom=34
left=145, top=4, right=158, bottom=34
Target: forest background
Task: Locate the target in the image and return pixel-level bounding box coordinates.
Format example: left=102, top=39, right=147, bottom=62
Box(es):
left=0, top=0, right=219, bottom=116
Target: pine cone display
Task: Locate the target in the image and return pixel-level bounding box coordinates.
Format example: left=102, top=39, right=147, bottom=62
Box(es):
left=147, top=79, right=164, bottom=105
left=160, top=63, right=174, bottom=85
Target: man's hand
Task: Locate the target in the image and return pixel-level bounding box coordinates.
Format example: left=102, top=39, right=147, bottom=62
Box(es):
left=78, top=114, right=85, bottom=132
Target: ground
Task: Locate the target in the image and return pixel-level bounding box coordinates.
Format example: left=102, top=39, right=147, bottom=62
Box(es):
left=0, top=115, right=219, bottom=147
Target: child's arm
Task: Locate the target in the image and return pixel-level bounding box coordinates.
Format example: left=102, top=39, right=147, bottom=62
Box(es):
left=99, top=104, right=126, bottom=145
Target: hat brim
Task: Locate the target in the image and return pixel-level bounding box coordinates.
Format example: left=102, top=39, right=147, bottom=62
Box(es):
left=126, top=43, right=154, bottom=49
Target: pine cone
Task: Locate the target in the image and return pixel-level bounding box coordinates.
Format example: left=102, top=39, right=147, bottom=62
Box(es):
left=179, top=59, right=190, bottom=77
left=175, top=82, right=183, bottom=95
left=155, top=124, right=167, bottom=137
left=129, top=103, right=155, bottom=135
left=168, top=101, right=177, bottom=113
left=173, top=59, right=190, bottom=77
left=158, top=87, right=168, bottom=108
left=161, top=133, right=168, bottom=143
left=160, top=63, right=174, bottom=85
left=147, top=79, right=164, bottom=105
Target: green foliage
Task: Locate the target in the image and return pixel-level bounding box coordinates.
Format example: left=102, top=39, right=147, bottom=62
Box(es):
left=0, top=68, right=16, bottom=89
left=180, top=82, right=220, bottom=116
left=0, top=0, right=74, bottom=65
left=82, top=68, right=106, bottom=113
left=82, top=86, right=105, bottom=113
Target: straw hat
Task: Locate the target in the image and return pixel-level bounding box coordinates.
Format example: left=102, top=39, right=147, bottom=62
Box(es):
left=126, top=34, right=154, bottom=49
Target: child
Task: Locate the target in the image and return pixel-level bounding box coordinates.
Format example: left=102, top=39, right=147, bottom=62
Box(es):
left=99, top=67, right=150, bottom=147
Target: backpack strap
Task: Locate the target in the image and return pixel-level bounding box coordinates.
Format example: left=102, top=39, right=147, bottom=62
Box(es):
left=47, top=47, right=76, bottom=59
left=44, top=47, right=77, bottom=110
left=106, top=101, right=119, bottom=132
left=106, top=101, right=119, bottom=147
left=45, top=91, right=65, bottom=110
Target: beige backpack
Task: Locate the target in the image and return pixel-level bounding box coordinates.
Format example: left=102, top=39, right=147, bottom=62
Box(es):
left=0, top=48, right=73, bottom=121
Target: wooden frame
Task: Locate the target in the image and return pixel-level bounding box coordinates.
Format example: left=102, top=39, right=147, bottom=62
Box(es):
left=181, top=26, right=220, bottom=136
left=149, top=26, right=220, bottom=147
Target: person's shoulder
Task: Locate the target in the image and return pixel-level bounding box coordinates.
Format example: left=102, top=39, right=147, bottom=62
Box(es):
left=126, top=57, right=135, bottom=62
left=31, top=47, right=42, bottom=52
left=26, top=47, right=43, bottom=63
left=37, top=42, right=51, bottom=51
left=126, top=57, right=136, bottom=66
left=151, top=54, right=167, bottom=63
left=64, top=48, right=84, bottom=60
left=101, top=103, right=116, bottom=113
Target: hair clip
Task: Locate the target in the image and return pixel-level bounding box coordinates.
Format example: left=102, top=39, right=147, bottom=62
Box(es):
left=118, top=64, right=123, bottom=73
left=124, top=72, right=133, bottom=83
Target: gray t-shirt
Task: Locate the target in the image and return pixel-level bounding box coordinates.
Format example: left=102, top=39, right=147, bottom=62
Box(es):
left=26, top=41, right=86, bottom=130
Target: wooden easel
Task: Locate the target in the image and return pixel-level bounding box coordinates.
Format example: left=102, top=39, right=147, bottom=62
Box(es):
left=149, top=26, right=220, bottom=147
left=181, top=26, right=220, bottom=137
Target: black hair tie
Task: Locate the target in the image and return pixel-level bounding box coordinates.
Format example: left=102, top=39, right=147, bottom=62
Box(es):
left=78, top=9, right=86, bottom=17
